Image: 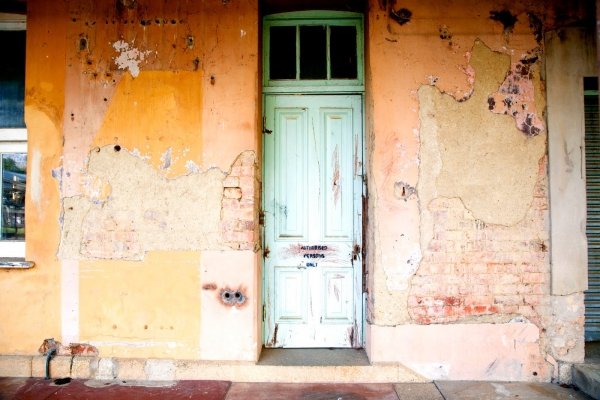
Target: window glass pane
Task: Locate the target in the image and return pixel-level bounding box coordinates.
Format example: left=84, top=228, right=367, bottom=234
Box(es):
left=270, top=26, right=296, bottom=80
left=330, top=26, right=357, bottom=79
left=0, top=31, right=26, bottom=128
left=300, top=25, right=326, bottom=79
left=2, top=153, right=26, bottom=240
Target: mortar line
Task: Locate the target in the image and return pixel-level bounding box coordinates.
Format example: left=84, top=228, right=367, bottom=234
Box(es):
left=433, top=381, right=448, bottom=400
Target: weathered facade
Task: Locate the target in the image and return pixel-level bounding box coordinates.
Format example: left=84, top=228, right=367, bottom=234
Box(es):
left=0, top=0, right=597, bottom=383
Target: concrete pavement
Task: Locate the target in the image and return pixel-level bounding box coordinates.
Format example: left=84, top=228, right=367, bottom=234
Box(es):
left=0, top=378, right=594, bottom=399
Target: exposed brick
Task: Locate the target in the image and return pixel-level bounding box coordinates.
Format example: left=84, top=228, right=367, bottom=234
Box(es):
left=223, top=187, right=242, bottom=199
left=409, top=166, right=549, bottom=326
left=223, top=176, right=240, bottom=188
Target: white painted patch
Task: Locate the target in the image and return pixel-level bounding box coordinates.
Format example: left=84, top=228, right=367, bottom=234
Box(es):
left=30, top=149, right=42, bottom=212
left=185, top=160, right=200, bottom=174
left=61, top=259, right=80, bottom=344
left=491, top=383, right=511, bottom=397
left=112, top=40, right=152, bottom=78
left=385, top=245, right=422, bottom=292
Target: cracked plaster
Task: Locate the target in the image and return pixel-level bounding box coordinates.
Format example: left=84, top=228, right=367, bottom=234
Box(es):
left=58, top=146, right=227, bottom=261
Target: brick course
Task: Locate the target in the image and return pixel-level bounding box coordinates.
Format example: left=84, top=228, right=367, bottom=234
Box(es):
left=221, top=152, right=259, bottom=251
left=409, top=157, right=549, bottom=325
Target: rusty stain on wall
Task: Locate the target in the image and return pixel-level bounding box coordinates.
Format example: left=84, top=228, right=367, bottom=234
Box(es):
left=202, top=283, right=218, bottom=291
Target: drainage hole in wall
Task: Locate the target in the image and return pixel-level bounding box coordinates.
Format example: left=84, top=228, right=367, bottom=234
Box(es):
left=54, top=378, right=72, bottom=386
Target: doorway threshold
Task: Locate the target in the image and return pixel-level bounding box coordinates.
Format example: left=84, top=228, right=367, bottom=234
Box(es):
left=257, top=348, right=370, bottom=366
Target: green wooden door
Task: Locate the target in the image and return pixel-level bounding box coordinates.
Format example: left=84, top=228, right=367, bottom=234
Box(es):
left=263, top=94, right=363, bottom=348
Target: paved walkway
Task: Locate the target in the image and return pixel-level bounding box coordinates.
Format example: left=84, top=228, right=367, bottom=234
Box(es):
left=0, top=378, right=594, bottom=399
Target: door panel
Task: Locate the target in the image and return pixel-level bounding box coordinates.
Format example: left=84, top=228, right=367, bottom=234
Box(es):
left=263, top=94, right=363, bottom=348
left=275, top=109, right=308, bottom=239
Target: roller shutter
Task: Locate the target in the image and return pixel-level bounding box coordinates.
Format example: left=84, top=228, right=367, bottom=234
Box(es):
left=585, top=77, right=600, bottom=341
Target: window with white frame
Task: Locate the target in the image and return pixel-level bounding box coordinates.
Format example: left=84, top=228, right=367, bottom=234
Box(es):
left=0, top=13, right=26, bottom=258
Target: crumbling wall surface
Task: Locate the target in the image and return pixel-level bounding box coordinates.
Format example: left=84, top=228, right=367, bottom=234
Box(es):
left=366, top=0, right=553, bottom=326
left=0, top=0, right=261, bottom=361
left=366, top=0, right=590, bottom=382
left=59, top=146, right=226, bottom=261
left=413, top=40, right=546, bottom=324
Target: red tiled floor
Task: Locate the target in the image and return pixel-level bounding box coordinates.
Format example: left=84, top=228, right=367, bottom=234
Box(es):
left=0, top=378, right=231, bottom=400
left=225, top=382, right=400, bottom=400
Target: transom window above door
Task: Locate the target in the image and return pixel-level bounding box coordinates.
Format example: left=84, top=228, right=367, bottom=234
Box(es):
left=263, top=11, right=364, bottom=92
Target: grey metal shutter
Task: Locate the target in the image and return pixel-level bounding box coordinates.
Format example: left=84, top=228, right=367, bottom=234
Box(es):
left=585, top=77, right=600, bottom=341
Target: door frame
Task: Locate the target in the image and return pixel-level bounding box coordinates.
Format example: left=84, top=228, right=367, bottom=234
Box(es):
left=261, top=11, right=366, bottom=348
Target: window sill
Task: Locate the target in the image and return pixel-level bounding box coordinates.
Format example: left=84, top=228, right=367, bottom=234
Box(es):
left=0, top=257, right=34, bottom=269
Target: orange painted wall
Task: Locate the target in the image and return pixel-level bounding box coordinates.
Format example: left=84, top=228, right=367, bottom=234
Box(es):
left=0, top=0, right=260, bottom=359
left=0, top=0, right=66, bottom=354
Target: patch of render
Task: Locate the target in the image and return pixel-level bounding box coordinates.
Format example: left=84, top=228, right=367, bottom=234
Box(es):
left=58, top=145, right=229, bottom=261
left=112, top=40, right=152, bottom=78
left=418, top=40, right=545, bottom=228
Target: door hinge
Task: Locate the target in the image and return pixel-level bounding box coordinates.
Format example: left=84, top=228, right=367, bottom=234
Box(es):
left=262, top=116, right=272, bottom=135
left=259, top=209, right=265, bottom=225
left=262, top=304, right=266, bottom=321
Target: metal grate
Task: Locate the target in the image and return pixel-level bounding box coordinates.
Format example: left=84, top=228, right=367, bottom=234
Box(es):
left=584, top=77, right=600, bottom=341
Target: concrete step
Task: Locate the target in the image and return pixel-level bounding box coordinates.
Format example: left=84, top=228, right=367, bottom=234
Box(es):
left=0, top=355, right=427, bottom=383
left=573, top=362, right=600, bottom=399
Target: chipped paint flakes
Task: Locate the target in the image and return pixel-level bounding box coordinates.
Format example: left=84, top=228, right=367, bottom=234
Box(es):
left=487, top=55, right=545, bottom=137
left=112, top=40, right=152, bottom=78
left=332, top=146, right=340, bottom=205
